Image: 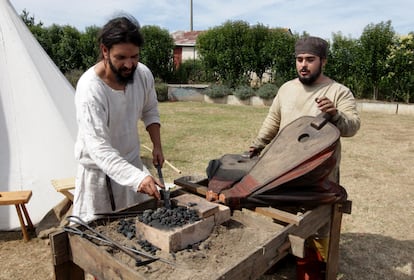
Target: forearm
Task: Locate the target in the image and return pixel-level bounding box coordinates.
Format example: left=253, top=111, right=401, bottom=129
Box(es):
left=146, top=123, right=164, bottom=165
left=251, top=101, right=281, bottom=148
left=334, top=94, right=361, bottom=137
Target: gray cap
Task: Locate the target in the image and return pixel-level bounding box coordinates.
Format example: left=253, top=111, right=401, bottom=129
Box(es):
left=295, top=36, right=328, bottom=58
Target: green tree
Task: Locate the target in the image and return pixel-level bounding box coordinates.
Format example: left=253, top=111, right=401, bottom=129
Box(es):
left=20, top=9, right=43, bottom=27
left=382, top=33, right=414, bottom=103
left=140, top=25, right=175, bottom=82
left=244, top=23, right=272, bottom=82
left=197, top=20, right=252, bottom=88
left=79, top=26, right=100, bottom=70
left=55, top=25, right=82, bottom=73
left=359, top=21, right=396, bottom=100
left=325, top=32, right=363, bottom=97
left=267, top=29, right=297, bottom=85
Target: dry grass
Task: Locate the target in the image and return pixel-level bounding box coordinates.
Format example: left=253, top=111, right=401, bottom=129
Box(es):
left=1, top=102, right=413, bottom=280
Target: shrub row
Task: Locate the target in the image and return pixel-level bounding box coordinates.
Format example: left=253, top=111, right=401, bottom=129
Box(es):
left=205, top=83, right=278, bottom=100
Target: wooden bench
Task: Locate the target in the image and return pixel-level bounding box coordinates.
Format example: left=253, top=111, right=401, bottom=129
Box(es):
left=51, top=177, right=75, bottom=202
left=0, top=190, right=34, bottom=241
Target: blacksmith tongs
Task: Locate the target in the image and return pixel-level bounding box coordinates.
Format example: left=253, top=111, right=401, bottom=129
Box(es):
left=156, top=164, right=171, bottom=209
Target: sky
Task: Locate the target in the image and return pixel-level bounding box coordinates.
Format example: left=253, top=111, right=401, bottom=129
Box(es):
left=9, top=0, right=414, bottom=40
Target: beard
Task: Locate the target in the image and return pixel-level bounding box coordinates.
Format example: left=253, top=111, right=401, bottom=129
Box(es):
left=298, top=63, right=322, bottom=85
left=108, top=58, right=136, bottom=85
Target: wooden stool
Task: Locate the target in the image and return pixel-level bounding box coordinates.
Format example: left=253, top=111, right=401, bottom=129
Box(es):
left=51, top=177, right=75, bottom=202
left=0, top=190, right=34, bottom=241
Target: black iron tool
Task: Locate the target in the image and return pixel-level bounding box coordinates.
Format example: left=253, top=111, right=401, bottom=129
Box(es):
left=66, top=215, right=176, bottom=267
left=156, top=164, right=171, bottom=209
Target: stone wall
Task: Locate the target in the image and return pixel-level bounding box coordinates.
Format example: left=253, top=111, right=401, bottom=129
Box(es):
left=167, top=84, right=414, bottom=115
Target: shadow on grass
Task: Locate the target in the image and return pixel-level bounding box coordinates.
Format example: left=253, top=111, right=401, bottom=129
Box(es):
left=339, top=233, right=413, bottom=280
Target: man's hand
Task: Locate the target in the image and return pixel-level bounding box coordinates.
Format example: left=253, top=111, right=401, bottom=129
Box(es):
left=249, top=146, right=263, bottom=158
left=152, top=146, right=164, bottom=168
left=315, top=97, right=338, bottom=116
left=137, top=175, right=162, bottom=200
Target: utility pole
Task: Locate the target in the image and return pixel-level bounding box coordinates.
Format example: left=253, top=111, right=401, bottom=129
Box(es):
left=190, top=0, right=193, bottom=31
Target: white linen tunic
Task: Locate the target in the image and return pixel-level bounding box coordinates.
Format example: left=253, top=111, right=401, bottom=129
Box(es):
left=72, top=62, right=160, bottom=222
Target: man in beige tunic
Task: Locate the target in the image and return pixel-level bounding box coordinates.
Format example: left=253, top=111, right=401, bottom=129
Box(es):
left=250, top=36, right=360, bottom=183
left=249, top=36, right=360, bottom=278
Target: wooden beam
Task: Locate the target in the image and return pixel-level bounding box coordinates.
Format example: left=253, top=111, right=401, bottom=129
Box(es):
left=326, top=203, right=344, bottom=280
left=49, top=230, right=85, bottom=280
left=69, top=234, right=145, bottom=280
left=255, top=207, right=303, bottom=225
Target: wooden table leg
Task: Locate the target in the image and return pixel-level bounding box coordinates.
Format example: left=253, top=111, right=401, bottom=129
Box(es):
left=15, top=204, right=30, bottom=242
left=325, top=203, right=343, bottom=280
left=21, top=203, right=34, bottom=230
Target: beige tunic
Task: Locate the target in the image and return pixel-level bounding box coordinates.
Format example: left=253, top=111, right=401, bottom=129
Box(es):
left=252, top=78, right=360, bottom=182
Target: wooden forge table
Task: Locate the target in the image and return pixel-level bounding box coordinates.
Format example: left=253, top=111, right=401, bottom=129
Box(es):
left=49, top=184, right=350, bottom=280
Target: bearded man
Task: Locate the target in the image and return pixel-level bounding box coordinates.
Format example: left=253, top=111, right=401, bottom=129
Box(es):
left=72, top=15, right=164, bottom=222
left=249, top=36, right=360, bottom=183
left=248, top=36, right=360, bottom=279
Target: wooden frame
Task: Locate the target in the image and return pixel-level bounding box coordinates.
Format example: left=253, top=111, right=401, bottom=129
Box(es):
left=49, top=195, right=350, bottom=280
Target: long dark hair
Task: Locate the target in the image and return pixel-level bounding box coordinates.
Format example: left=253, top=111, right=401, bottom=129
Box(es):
left=98, top=15, right=144, bottom=58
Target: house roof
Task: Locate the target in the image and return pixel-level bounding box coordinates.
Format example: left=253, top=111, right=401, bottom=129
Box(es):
left=171, top=28, right=292, bottom=47
left=171, top=30, right=204, bottom=46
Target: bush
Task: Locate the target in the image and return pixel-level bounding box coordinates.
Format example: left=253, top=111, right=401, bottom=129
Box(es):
left=255, top=83, right=278, bottom=99
left=170, top=59, right=210, bottom=84
left=155, top=83, right=169, bottom=102
left=64, top=68, right=84, bottom=88
left=233, top=85, right=255, bottom=100
left=205, top=84, right=232, bottom=98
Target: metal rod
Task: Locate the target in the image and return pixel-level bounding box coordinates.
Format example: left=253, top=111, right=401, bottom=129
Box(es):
left=65, top=216, right=175, bottom=266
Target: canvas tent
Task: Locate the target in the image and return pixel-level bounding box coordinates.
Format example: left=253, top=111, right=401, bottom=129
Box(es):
left=0, top=0, right=77, bottom=230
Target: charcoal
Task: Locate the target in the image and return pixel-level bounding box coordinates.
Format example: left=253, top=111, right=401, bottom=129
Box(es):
left=134, top=257, right=142, bottom=266
left=137, top=206, right=200, bottom=229
left=126, top=231, right=134, bottom=240
left=137, top=239, right=159, bottom=255
left=117, top=219, right=136, bottom=239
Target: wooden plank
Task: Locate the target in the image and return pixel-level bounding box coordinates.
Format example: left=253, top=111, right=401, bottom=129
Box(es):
left=0, top=190, right=32, bottom=205
left=172, top=193, right=219, bottom=218
left=53, top=262, right=85, bottom=280
left=288, top=234, right=305, bottom=258
left=49, top=230, right=85, bottom=280
left=69, top=234, right=146, bottom=280
left=290, top=205, right=331, bottom=239
left=255, top=207, right=303, bottom=225
left=49, top=230, right=71, bottom=266
left=21, top=203, right=34, bottom=230
left=326, top=203, right=344, bottom=280
left=173, top=176, right=208, bottom=196
left=234, top=209, right=285, bottom=232
left=51, top=177, right=75, bottom=192
left=51, top=178, right=75, bottom=202
left=214, top=204, right=231, bottom=225
left=15, top=204, right=30, bottom=241
left=216, top=205, right=332, bottom=279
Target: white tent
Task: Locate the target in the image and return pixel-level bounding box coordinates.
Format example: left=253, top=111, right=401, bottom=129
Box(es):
left=0, top=0, right=77, bottom=230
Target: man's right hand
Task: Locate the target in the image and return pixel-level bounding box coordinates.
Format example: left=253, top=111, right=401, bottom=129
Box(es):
left=137, top=175, right=161, bottom=200
left=249, top=146, right=263, bottom=158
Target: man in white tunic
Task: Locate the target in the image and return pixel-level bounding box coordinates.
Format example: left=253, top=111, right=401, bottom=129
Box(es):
left=72, top=15, right=164, bottom=222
